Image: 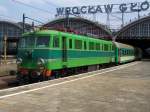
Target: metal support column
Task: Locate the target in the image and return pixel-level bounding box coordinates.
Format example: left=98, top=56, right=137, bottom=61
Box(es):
left=4, top=35, right=7, bottom=64
left=23, top=13, right=25, bottom=33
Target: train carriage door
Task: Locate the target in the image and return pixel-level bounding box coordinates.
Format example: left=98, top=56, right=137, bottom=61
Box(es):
left=115, top=47, right=120, bottom=64
left=62, top=36, right=67, bottom=62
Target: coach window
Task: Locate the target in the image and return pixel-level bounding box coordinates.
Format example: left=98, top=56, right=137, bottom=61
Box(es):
left=96, top=43, right=100, bottom=51
left=89, top=42, right=94, bottom=50
left=84, top=41, right=87, bottom=50
left=75, top=40, right=82, bottom=49
left=110, top=45, right=112, bottom=51
left=122, top=50, right=124, bottom=55
left=121, top=50, right=123, bottom=56
left=104, top=44, right=106, bottom=51
left=112, top=45, right=115, bottom=51
left=53, top=36, right=59, bottom=48
left=69, top=39, right=72, bottom=49
left=99, top=44, right=101, bottom=51
left=102, top=44, right=103, bottom=51
left=104, top=44, right=107, bottom=51
left=124, top=49, right=127, bottom=55
left=120, top=49, right=122, bottom=55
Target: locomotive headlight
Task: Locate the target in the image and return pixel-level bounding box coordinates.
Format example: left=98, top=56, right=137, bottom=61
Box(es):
left=37, top=58, right=45, bottom=66
left=16, top=58, right=22, bottom=65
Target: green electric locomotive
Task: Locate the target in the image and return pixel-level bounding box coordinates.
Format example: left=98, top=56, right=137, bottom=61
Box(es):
left=16, top=30, right=141, bottom=83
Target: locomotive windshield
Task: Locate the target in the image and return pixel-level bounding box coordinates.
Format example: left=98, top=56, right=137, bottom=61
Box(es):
left=19, top=37, right=35, bottom=48
left=19, top=36, right=50, bottom=48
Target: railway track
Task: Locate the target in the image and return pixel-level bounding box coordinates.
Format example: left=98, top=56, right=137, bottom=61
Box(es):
left=0, top=75, right=18, bottom=89
left=0, top=64, right=117, bottom=90
left=0, top=61, right=136, bottom=90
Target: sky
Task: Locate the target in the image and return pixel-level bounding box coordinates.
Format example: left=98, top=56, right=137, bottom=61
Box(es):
left=0, top=0, right=150, bottom=29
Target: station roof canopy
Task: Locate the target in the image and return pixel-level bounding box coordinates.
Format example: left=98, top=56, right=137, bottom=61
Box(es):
left=0, top=20, right=23, bottom=40
left=43, top=17, right=113, bottom=40
left=0, top=20, right=22, bottom=29
left=116, top=16, right=150, bottom=40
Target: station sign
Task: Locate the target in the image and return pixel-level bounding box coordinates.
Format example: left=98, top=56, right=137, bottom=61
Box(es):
left=56, top=1, right=150, bottom=16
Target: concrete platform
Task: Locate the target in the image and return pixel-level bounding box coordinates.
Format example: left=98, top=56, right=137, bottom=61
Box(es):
left=0, top=61, right=150, bottom=112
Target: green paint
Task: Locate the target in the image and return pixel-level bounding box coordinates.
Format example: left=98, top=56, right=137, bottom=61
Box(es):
left=18, top=30, right=135, bottom=71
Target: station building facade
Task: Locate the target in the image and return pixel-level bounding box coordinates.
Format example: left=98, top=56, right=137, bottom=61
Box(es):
left=0, top=21, right=22, bottom=55
left=0, top=21, right=32, bottom=55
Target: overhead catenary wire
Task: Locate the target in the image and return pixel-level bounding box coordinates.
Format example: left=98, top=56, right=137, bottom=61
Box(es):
left=11, top=0, right=150, bottom=31
left=25, top=16, right=45, bottom=25
left=12, top=0, right=52, bottom=14
left=44, top=0, right=59, bottom=8
left=11, top=0, right=56, bottom=24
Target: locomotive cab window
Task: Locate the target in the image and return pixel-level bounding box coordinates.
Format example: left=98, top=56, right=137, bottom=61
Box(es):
left=19, top=36, right=36, bottom=48
left=36, top=36, right=50, bottom=48
left=19, top=37, right=26, bottom=48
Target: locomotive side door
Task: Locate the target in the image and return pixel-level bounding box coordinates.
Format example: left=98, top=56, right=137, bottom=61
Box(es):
left=62, top=36, right=67, bottom=62
left=118, top=48, right=121, bottom=63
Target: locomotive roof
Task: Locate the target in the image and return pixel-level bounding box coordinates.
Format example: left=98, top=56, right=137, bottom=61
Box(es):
left=23, top=30, right=113, bottom=44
